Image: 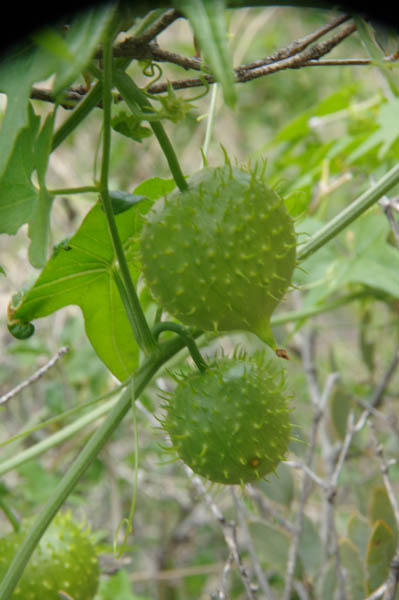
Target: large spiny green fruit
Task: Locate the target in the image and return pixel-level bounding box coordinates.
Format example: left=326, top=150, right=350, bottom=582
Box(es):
left=0, top=512, right=99, bottom=600
left=140, top=165, right=296, bottom=347
left=161, top=352, right=291, bottom=485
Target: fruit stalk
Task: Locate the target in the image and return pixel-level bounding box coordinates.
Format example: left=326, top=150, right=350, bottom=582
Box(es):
left=152, top=321, right=208, bottom=372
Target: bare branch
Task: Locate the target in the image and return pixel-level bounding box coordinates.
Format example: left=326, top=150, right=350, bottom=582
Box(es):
left=284, top=460, right=329, bottom=490
left=30, top=15, right=361, bottom=106
left=235, top=14, right=351, bottom=73
left=283, top=330, right=335, bottom=600
left=231, top=487, right=275, bottom=600
left=184, top=465, right=257, bottom=600
left=0, top=347, right=70, bottom=406
left=246, top=484, right=297, bottom=534
left=383, top=549, right=399, bottom=600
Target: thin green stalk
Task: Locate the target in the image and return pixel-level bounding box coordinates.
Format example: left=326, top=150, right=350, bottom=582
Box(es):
left=112, top=268, right=153, bottom=351
left=152, top=321, right=208, bottom=372
left=0, top=397, right=119, bottom=477
left=0, top=380, right=128, bottom=451
left=113, top=69, right=188, bottom=192
left=270, top=290, right=373, bottom=326
left=0, top=333, right=196, bottom=600
left=297, top=163, right=399, bottom=261
left=100, top=25, right=156, bottom=356
left=0, top=499, right=20, bottom=533
left=51, top=81, right=103, bottom=151
left=47, top=185, right=99, bottom=196
left=201, top=82, right=219, bottom=166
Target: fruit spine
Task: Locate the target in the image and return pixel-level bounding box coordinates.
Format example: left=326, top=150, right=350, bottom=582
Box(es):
left=140, top=164, right=296, bottom=348
left=160, top=352, right=291, bottom=485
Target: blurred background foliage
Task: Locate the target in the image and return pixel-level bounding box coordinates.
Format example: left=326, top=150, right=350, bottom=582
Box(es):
left=0, top=5, right=398, bottom=599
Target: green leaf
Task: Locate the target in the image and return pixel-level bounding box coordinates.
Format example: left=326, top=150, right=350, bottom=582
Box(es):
left=366, top=520, right=396, bottom=593
left=330, top=386, right=351, bottom=440
left=133, top=176, right=176, bottom=200
left=318, top=558, right=337, bottom=600
left=108, top=191, right=148, bottom=214
left=339, top=538, right=367, bottom=600
left=0, top=105, right=40, bottom=235
left=0, top=104, right=58, bottom=267
left=248, top=520, right=301, bottom=577
left=18, top=461, right=59, bottom=505
left=112, top=110, right=152, bottom=142
left=257, top=83, right=359, bottom=150
left=27, top=188, right=54, bottom=268
left=9, top=201, right=151, bottom=380
left=369, top=487, right=398, bottom=537
left=347, top=513, right=371, bottom=562
left=335, top=210, right=399, bottom=298
left=97, top=569, right=150, bottom=600
left=296, top=209, right=399, bottom=303
left=348, top=100, right=399, bottom=162
left=0, top=44, right=57, bottom=179
left=28, top=110, right=57, bottom=268
left=174, top=0, right=236, bottom=107
left=34, top=4, right=114, bottom=98
left=298, top=514, right=323, bottom=576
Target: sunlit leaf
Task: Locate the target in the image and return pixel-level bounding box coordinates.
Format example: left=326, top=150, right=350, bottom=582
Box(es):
left=28, top=110, right=56, bottom=268
left=348, top=100, right=399, bottom=162
left=0, top=105, right=40, bottom=235
left=0, top=44, right=57, bottom=178
left=9, top=201, right=151, bottom=381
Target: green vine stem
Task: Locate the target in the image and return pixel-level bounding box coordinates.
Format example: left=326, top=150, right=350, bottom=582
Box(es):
left=297, top=163, right=399, bottom=261
left=270, top=290, right=380, bottom=327
left=46, top=185, right=99, bottom=196
left=113, top=69, right=188, bottom=192
left=0, top=499, right=20, bottom=533
left=0, top=397, right=119, bottom=478
left=51, top=81, right=103, bottom=152
left=152, top=321, right=208, bottom=372
left=0, top=332, right=200, bottom=600
left=100, top=22, right=156, bottom=356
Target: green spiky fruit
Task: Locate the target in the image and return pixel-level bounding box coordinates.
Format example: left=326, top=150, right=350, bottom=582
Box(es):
left=162, top=353, right=291, bottom=484
left=140, top=164, right=296, bottom=347
left=0, top=512, right=99, bottom=600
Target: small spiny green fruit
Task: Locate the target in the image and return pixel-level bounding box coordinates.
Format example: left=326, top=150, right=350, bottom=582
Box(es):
left=161, top=352, right=291, bottom=485
left=140, top=164, right=296, bottom=348
left=0, top=512, right=99, bottom=600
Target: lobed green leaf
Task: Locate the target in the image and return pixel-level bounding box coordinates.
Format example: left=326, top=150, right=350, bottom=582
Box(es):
left=9, top=200, right=151, bottom=381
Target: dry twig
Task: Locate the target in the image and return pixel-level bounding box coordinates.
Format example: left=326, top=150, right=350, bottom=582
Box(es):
left=0, top=346, right=70, bottom=406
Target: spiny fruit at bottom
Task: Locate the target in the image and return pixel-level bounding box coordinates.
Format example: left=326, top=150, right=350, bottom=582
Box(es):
left=140, top=164, right=296, bottom=348
left=0, top=512, right=99, bottom=600
left=161, top=352, right=291, bottom=485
